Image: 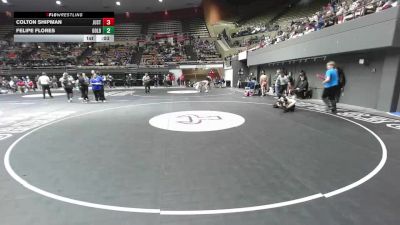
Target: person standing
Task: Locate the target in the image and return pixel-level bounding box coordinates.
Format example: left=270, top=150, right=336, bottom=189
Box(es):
left=90, top=72, right=106, bottom=103
left=142, top=73, right=151, bottom=94
left=125, top=74, right=133, bottom=88
left=321, top=61, right=339, bottom=113
left=274, top=70, right=282, bottom=97
left=180, top=73, right=185, bottom=87
left=287, top=72, right=295, bottom=95
left=35, top=75, right=41, bottom=91
left=51, top=75, right=58, bottom=89
left=273, top=70, right=281, bottom=96
left=60, top=72, right=75, bottom=103
left=101, top=74, right=107, bottom=88
left=154, top=75, right=159, bottom=88
left=279, top=72, right=289, bottom=97
left=38, top=72, right=53, bottom=99
left=107, top=74, right=114, bottom=88
left=335, top=67, right=346, bottom=103
left=78, top=73, right=89, bottom=103
left=260, top=73, right=269, bottom=97
left=98, top=72, right=106, bottom=101
left=165, top=73, right=171, bottom=87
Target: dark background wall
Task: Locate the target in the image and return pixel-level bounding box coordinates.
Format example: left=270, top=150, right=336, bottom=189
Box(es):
left=230, top=56, right=249, bottom=87
left=254, top=51, right=386, bottom=109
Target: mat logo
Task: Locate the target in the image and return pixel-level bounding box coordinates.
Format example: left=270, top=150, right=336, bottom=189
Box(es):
left=0, top=111, right=76, bottom=137
left=149, top=111, right=245, bottom=132
left=176, top=115, right=222, bottom=125
left=0, top=134, right=12, bottom=141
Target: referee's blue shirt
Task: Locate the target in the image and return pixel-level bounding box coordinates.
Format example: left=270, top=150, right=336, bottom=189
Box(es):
left=324, top=68, right=339, bottom=88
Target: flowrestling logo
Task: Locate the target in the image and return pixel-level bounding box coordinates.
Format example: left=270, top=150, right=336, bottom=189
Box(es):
left=149, top=111, right=245, bottom=132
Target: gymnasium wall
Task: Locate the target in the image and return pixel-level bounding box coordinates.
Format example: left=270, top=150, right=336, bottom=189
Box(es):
left=241, top=7, right=400, bottom=112
left=255, top=51, right=387, bottom=110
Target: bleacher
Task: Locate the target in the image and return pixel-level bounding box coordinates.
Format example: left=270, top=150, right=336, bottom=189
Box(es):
left=272, top=0, right=327, bottom=28
left=211, top=0, right=334, bottom=54
left=147, top=20, right=183, bottom=34
left=114, top=23, right=142, bottom=41
left=0, top=24, right=13, bottom=39
left=238, top=5, right=285, bottom=28
left=182, top=18, right=210, bottom=38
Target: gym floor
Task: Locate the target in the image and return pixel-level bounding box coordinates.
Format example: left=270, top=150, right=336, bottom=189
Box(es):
left=0, top=87, right=399, bottom=225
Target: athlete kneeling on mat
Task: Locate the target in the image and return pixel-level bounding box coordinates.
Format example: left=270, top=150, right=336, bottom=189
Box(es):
left=273, top=96, right=296, bottom=112
left=194, top=80, right=209, bottom=93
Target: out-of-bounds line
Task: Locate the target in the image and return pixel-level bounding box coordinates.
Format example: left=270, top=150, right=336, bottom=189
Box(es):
left=160, top=194, right=324, bottom=215
left=3, top=101, right=270, bottom=214
left=132, top=93, right=234, bottom=98
left=298, top=107, right=388, bottom=198
left=3, top=101, right=387, bottom=216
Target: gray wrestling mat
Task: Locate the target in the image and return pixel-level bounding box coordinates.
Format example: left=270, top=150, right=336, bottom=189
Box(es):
left=0, top=88, right=399, bottom=225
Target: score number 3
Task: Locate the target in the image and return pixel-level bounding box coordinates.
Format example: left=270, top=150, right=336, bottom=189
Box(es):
left=102, top=18, right=115, bottom=26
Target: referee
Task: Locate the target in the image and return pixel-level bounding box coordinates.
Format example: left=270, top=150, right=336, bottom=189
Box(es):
left=321, top=61, right=339, bottom=113
left=38, top=72, right=53, bottom=99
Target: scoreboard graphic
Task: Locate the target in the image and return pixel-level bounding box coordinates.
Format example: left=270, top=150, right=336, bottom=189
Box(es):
left=13, top=12, right=115, bottom=43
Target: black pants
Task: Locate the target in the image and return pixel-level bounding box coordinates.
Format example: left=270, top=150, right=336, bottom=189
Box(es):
left=64, top=87, right=73, bottom=100
left=322, top=86, right=338, bottom=111
left=100, top=87, right=106, bottom=100
left=93, top=90, right=101, bottom=101
left=93, top=89, right=105, bottom=101
left=80, top=85, right=89, bottom=100
left=144, top=82, right=151, bottom=93
left=335, top=87, right=343, bottom=103
left=41, top=85, right=52, bottom=98
left=277, top=84, right=287, bottom=98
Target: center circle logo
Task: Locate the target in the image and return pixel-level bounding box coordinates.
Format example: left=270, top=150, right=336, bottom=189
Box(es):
left=149, top=111, right=245, bottom=132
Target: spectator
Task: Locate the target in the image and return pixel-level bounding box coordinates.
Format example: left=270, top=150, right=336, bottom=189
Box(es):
left=377, top=0, right=394, bottom=11
left=336, top=67, right=347, bottom=102
left=293, top=71, right=309, bottom=99
left=287, top=72, right=295, bottom=94
left=125, top=74, right=133, bottom=88
left=51, top=76, right=59, bottom=89
left=180, top=74, right=186, bottom=87
left=154, top=75, right=159, bottom=87
left=106, top=74, right=114, bottom=88
left=273, top=70, right=281, bottom=96
left=26, top=77, right=35, bottom=92
left=16, top=78, right=26, bottom=94
left=260, top=72, right=269, bottom=97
